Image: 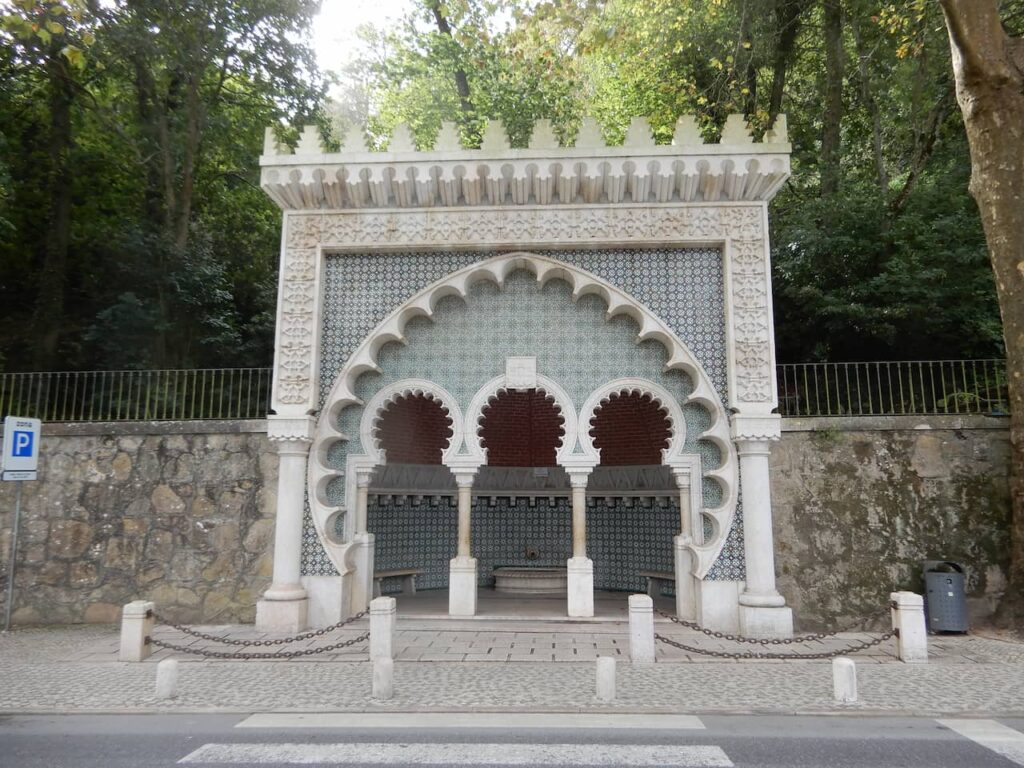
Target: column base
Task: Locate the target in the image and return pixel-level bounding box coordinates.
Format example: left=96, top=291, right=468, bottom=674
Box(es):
left=673, top=535, right=697, bottom=621
left=738, top=604, right=793, bottom=638
left=567, top=556, right=594, bottom=618
left=256, top=595, right=308, bottom=633
left=449, top=556, right=478, bottom=616
left=350, top=533, right=376, bottom=614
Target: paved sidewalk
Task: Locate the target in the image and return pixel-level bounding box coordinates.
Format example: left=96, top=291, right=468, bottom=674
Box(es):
left=2, top=618, right=1023, bottom=716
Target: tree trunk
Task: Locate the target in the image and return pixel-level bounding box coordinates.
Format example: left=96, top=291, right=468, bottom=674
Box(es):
left=820, top=0, right=844, bottom=196
left=30, top=52, right=75, bottom=370
left=427, top=0, right=473, bottom=117
left=850, top=17, right=888, bottom=196
left=768, top=0, right=805, bottom=122
left=939, top=0, right=1024, bottom=626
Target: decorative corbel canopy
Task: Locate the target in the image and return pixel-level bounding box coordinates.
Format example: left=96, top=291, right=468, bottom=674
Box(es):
left=260, top=115, right=791, bottom=211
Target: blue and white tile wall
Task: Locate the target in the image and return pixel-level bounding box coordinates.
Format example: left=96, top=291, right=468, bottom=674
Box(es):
left=370, top=495, right=680, bottom=595
left=302, top=250, right=746, bottom=581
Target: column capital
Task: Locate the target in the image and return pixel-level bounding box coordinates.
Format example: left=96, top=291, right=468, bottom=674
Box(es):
left=447, top=456, right=480, bottom=488
left=565, top=468, right=593, bottom=489
left=562, top=456, right=597, bottom=488
left=355, top=465, right=377, bottom=488
left=667, top=456, right=701, bottom=488
left=267, top=415, right=316, bottom=452
left=730, top=413, right=781, bottom=443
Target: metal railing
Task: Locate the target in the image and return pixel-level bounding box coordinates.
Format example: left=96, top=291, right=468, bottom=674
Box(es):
left=776, top=359, right=1008, bottom=417
left=0, top=360, right=1010, bottom=422
left=0, top=368, right=272, bottom=422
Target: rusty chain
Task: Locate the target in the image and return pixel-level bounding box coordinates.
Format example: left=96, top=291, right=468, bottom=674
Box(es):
left=654, top=630, right=895, bottom=660
left=653, top=606, right=891, bottom=646
left=148, top=632, right=369, bottom=660
left=150, top=610, right=368, bottom=647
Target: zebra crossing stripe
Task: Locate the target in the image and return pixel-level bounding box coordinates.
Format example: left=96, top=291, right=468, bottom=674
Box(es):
left=179, top=742, right=733, bottom=766
left=939, top=719, right=1024, bottom=766
left=236, top=713, right=706, bottom=730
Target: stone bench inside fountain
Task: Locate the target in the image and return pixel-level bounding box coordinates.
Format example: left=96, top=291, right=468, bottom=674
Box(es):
left=373, top=568, right=423, bottom=597
left=492, top=566, right=568, bottom=595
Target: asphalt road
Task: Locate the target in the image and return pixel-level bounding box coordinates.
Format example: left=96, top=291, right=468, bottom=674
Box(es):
left=2, top=712, right=1024, bottom=767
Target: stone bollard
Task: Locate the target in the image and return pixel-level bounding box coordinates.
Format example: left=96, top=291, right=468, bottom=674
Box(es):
left=890, top=591, right=928, bottom=663
left=369, top=596, right=397, bottom=661
left=628, top=594, right=655, bottom=664
left=155, top=658, right=179, bottom=700
left=119, top=600, right=155, bottom=662
left=596, top=656, right=616, bottom=702
left=832, top=657, right=857, bottom=703
left=372, top=657, right=394, bottom=700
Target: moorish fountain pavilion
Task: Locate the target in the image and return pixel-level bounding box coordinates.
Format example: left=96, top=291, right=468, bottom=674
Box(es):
left=255, top=114, right=795, bottom=637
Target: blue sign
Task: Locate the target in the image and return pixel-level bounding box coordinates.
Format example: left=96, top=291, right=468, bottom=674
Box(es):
left=3, top=416, right=40, bottom=481
left=12, top=430, right=33, bottom=458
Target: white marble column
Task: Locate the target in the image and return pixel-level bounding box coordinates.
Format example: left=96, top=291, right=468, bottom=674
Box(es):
left=731, top=414, right=793, bottom=637
left=257, top=416, right=315, bottom=633
left=448, top=468, right=479, bottom=616
left=671, top=464, right=698, bottom=621
left=350, top=465, right=377, bottom=613
left=565, top=466, right=594, bottom=618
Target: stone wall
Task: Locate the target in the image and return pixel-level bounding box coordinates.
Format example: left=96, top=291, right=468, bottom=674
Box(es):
left=773, top=415, right=1011, bottom=630
left=0, top=415, right=1011, bottom=628
left=0, top=421, right=275, bottom=625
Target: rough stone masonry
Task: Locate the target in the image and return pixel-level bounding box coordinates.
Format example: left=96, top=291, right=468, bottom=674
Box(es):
left=0, top=415, right=1010, bottom=630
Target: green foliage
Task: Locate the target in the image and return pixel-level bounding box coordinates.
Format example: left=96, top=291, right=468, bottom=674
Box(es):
left=0, top=0, right=1009, bottom=372
left=0, top=0, right=322, bottom=371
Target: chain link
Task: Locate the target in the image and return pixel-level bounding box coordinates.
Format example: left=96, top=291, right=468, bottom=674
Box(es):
left=655, top=631, right=895, bottom=660
left=149, top=632, right=370, bottom=660
left=653, top=606, right=891, bottom=645
left=150, top=610, right=368, bottom=647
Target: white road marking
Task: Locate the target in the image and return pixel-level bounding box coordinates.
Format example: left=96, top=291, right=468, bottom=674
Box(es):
left=939, top=719, right=1024, bottom=766
left=179, top=742, right=733, bottom=766
left=236, top=712, right=705, bottom=730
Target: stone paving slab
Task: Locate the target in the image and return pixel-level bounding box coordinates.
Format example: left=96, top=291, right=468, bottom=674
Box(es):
left=2, top=623, right=1023, bottom=716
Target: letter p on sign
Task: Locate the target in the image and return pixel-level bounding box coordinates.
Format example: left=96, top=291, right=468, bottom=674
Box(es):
left=13, top=431, right=32, bottom=457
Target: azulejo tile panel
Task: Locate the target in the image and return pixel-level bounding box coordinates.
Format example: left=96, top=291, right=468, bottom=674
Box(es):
left=301, top=249, right=747, bottom=581
left=369, top=495, right=680, bottom=594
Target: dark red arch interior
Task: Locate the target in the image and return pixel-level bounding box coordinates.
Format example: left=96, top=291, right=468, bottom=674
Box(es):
left=479, top=389, right=564, bottom=467
left=589, top=391, right=672, bottom=466
left=376, top=394, right=453, bottom=465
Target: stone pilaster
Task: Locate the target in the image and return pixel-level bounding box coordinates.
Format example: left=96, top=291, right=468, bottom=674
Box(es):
left=731, top=413, right=792, bottom=637
left=256, top=415, right=315, bottom=633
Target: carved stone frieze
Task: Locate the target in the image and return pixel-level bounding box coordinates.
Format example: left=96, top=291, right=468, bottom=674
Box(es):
left=272, top=204, right=776, bottom=415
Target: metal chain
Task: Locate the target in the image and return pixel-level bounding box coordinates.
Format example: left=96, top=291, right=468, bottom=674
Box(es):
left=655, top=630, right=895, bottom=660
left=149, top=632, right=369, bottom=660
left=653, top=606, right=891, bottom=645
left=150, top=610, right=368, bottom=647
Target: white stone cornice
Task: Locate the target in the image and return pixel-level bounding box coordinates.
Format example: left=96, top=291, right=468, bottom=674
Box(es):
left=267, top=415, right=316, bottom=443
left=730, top=413, right=782, bottom=442
left=261, top=116, right=791, bottom=211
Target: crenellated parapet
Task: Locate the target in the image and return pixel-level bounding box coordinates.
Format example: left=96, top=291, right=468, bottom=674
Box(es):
left=260, top=115, right=790, bottom=210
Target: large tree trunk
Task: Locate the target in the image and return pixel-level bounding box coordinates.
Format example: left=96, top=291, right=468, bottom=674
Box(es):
left=427, top=0, right=473, bottom=117
left=820, top=0, right=844, bottom=196
left=939, top=0, right=1024, bottom=626
left=768, top=0, right=805, bottom=123
left=30, top=52, right=75, bottom=370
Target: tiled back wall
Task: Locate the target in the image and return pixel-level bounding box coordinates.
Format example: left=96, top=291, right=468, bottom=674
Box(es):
left=369, top=495, right=678, bottom=593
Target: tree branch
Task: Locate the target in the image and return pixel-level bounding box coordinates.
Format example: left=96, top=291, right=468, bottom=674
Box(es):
left=939, top=0, right=1014, bottom=84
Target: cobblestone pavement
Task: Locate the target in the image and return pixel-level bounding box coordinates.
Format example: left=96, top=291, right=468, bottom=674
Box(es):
left=1, top=620, right=1023, bottom=716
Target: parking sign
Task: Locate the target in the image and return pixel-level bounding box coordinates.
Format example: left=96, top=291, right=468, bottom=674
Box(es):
left=2, top=416, right=40, bottom=481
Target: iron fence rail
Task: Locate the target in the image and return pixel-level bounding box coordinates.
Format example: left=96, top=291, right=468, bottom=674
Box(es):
left=776, top=359, right=1008, bottom=417
left=0, top=368, right=271, bottom=422
left=0, top=359, right=1010, bottom=422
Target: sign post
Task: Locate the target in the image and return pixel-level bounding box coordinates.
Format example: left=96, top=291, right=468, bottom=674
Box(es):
left=3, top=416, right=40, bottom=632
